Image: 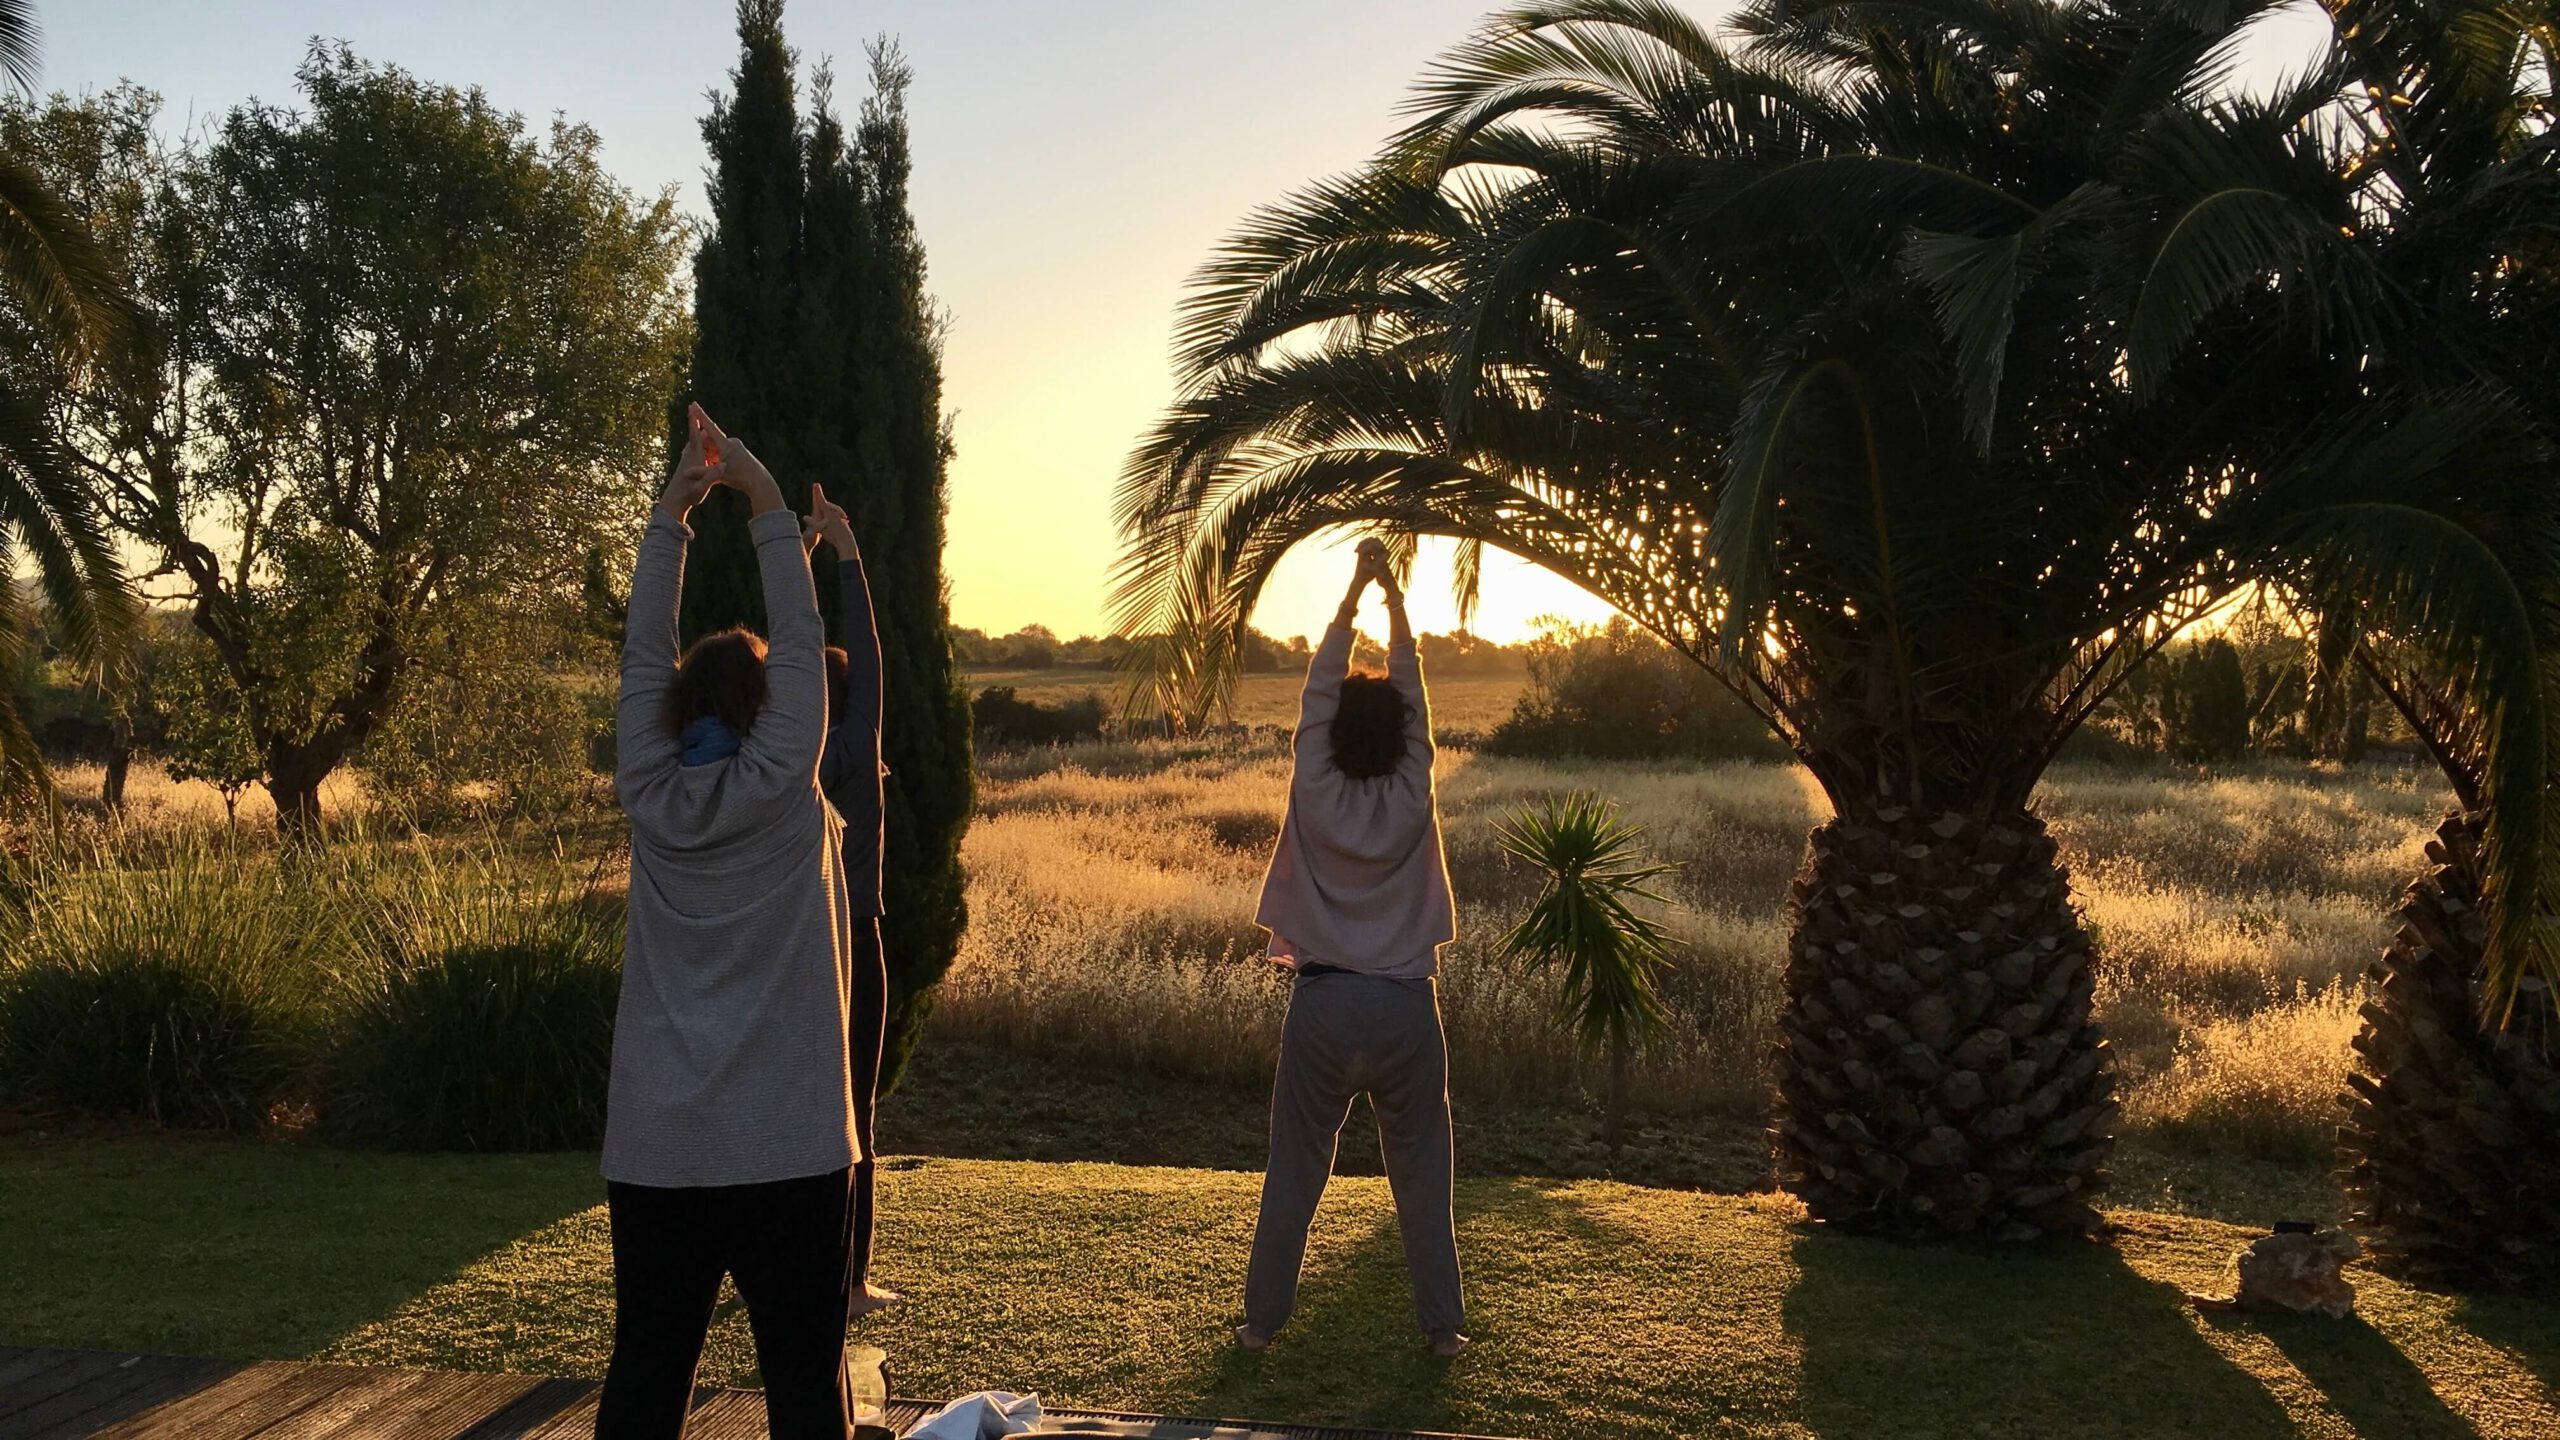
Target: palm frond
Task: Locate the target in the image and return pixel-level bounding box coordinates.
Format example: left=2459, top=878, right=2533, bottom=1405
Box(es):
left=0, top=146, right=134, bottom=368
left=0, top=375, right=134, bottom=669
left=0, top=0, right=35, bottom=98
left=2229, top=392, right=2560, bottom=1018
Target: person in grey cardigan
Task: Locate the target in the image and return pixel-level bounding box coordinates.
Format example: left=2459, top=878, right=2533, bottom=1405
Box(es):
left=1239, top=539, right=1468, bottom=1359
left=598, top=403, right=861, bottom=1440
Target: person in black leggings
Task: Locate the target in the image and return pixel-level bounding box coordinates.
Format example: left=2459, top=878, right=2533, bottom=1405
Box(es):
left=808, top=483, right=899, bottom=1317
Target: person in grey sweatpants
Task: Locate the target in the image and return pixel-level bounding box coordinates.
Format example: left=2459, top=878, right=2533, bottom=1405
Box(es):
left=1240, top=539, right=1468, bottom=1358
left=1247, top=971, right=1462, bottom=1344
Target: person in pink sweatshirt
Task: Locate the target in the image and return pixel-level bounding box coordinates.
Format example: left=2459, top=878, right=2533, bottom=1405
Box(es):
left=1238, top=538, right=1468, bottom=1359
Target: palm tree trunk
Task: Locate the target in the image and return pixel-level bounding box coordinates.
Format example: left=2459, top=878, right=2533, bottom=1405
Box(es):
left=2342, top=811, right=2560, bottom=1288
left=1773, top=800, right=2115, bottom=1239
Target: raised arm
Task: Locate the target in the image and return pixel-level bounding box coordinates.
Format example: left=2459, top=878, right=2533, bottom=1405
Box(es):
left=808, top=484, right=881, bottom=803
left=699, top=423, right=825, bottom=784
left=1378, top=566, right=1433, bottom=772
left=1295, top=564, right=1367, bottom=764
left=615, top=405, right=724, bottom=792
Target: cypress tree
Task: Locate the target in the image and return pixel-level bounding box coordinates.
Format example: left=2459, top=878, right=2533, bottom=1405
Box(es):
left=851, top=40, right=973, bottom=1085
left=681, top=0, right=811, bottom=639
left=681, top=6, right=972, bottom=1089
left=792, top=68, right=863, bottom=644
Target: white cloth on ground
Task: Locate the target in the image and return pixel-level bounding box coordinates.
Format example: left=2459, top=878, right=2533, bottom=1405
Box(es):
left=908, top=1390, right=1044, bottom=1439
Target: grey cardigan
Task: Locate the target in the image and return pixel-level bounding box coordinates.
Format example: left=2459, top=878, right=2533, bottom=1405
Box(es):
left=602, top=508, right=858, bottom=1187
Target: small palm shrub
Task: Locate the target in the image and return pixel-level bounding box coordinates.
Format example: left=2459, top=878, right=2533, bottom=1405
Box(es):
left=1496, top=792, right=1678, bottom=1149
left=323, top=898, right=622, bottom=1152
left=0, top=847, right=330, bottom=1128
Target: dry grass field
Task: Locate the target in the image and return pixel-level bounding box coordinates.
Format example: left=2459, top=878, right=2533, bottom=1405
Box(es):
left=934, top=722, right=2446, bottom=1176
left=40, top=676, right=2447, bottom=1188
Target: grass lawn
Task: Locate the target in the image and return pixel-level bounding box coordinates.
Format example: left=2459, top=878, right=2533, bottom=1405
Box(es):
left=6, top=1136, right=2557, bottom=1438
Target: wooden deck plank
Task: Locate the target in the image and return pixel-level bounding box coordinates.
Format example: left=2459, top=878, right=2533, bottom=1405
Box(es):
left=219, top=1367, right=441, bottom=1440
left=0, top=1352, right=151, bottom=1438
left=448, top=1377, right=590, bottom=1440
left=0, top=1353, right=85, bottom=1400
left=479, top=1386, right=598, bottom=1440
left=299, top=1371, right=544, bottom=1440
left=0, top=1347, right=1518, bottom=1440
left=881, top=1400, right=937, bottom=1431
left=679, top=1389, right=776, bottom=1440
left=0, top=1352, right=140, bottom=1426
left=87, top=1361, right=367, bottom=1440
left=248, top=1369, right=533, bottom=1440
left=12, top=1356, right=239, bottom=1440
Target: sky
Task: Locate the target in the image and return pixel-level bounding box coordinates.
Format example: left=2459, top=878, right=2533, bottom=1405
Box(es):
left=43, top=1, right=2332, bottom=645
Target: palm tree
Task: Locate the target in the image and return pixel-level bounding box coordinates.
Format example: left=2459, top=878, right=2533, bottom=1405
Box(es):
left=2255, top=0, right=2560, bottom=1288
left=2340, top=655, right=2560, bottom=1287
left=1496, top=791, right=1678, bottom=1151
left=1118, top=0, right=2560, bottom=1238
left=0, top=0, right=134, bottom=807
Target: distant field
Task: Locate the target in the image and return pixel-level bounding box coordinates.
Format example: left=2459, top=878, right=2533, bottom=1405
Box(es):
left=962, top=665, right=1529, bottom=735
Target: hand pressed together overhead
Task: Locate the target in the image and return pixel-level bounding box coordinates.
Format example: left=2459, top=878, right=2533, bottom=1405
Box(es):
left=802, top=482, right=857, bottom=559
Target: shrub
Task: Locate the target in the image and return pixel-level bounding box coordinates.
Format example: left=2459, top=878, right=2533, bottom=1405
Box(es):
left=973, top=686, right=1107, bottom=747
left=2172, top=636, right=2252, bottom=763
left=323, top=908, right=622, bottom=1152
left=0, top=850, right=328, bottom=1128
left=1487, top=618, right=1782, bottom=761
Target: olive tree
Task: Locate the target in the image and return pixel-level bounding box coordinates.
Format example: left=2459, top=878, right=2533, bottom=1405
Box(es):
left=9, top=52, right=689, bottom=833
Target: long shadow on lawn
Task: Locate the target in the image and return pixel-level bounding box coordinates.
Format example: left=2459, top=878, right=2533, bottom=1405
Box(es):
left=0, top=1135, right=601, bottom=1361
left=1191, top=1210, right=1460, bottom=1433
left=2452, top=1290, right=2560, bottom=1401
left=1783, top=1227, right=2301, bottom=1440
left=2239, top=1313, right=2479, bottom=1439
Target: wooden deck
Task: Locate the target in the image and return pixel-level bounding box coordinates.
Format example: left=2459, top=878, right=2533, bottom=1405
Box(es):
left=0, top=1347, right=1520, bottom=1440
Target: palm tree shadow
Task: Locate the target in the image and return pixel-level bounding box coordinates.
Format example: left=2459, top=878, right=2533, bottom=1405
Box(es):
left=1782, top=1226, right=2302, bottom=1439
left=2224, top=1310, right=2480, bottom=1439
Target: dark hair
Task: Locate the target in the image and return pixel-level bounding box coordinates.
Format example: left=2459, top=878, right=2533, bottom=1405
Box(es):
left=1329, top=673, right=1411, bottom=779
left=823, top=646, right=850, bottom=724
left=668, top=627, right=769, bottom=739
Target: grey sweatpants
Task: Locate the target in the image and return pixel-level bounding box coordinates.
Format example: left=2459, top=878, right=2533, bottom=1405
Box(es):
left=1244, top=971, right=1464, bottom=1339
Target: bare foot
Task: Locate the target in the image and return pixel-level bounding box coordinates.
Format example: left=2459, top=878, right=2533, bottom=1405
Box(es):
left=1234, top=1325, right=1272, bottom=1352
left=849, top=1284, right=902, bottom=1318
left=1430, top=1332, right=1471, bottom=1358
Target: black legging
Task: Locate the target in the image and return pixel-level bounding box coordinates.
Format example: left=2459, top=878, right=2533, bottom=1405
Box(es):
left=595, top=1167, right=854, bottom=1440
left=849, top=916, right=887, bottom=1290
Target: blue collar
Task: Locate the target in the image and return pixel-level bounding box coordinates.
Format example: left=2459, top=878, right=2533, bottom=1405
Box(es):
left=680, top=715, right=742, bottom=766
